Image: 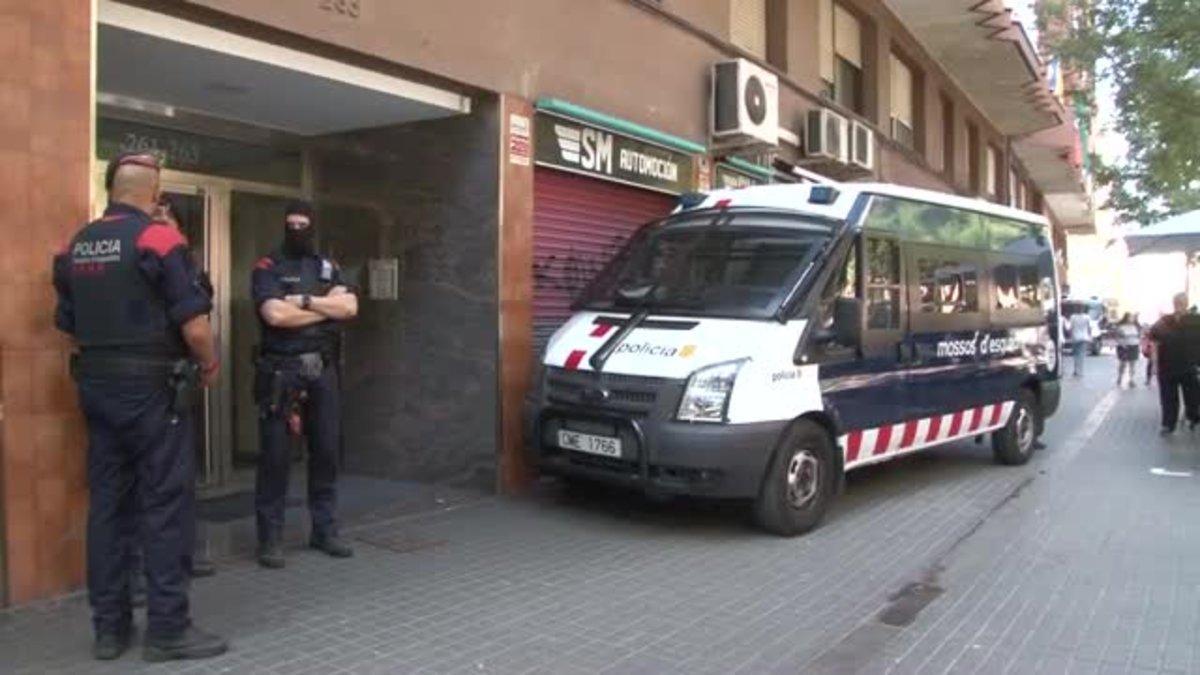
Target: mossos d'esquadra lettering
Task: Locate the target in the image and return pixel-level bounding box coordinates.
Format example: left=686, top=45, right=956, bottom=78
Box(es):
left=936, top=331, right=1022, bottom=359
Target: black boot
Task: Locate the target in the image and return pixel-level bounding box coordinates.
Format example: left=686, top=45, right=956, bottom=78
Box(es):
left=310, top=534, right=354, bottom=558
left=257, top=541, right=285, bottom=569
left=142, top=625, right=228, bottom=662
left=93, top=630, right=131, bottom=660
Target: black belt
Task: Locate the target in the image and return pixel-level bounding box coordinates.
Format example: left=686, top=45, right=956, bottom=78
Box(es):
left=71, top=354, right=180, bottom=380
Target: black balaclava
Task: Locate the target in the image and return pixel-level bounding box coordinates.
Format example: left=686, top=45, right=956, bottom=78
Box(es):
left=283, top=200, right=317, bottom=258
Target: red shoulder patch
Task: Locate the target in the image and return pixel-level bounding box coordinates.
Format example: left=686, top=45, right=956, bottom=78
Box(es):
left=136, top=223, right=188, bottom=257
left=255, top=257, right=275, bottom=270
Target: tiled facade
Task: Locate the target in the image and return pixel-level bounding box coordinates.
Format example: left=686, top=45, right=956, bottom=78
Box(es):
left=0, top=0, right=92, bottom=604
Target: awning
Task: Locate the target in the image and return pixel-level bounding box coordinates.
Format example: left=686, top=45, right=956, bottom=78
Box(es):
left=886, top=0, right=1063, bottom=136
left=98, top=0, right=470, bottom=136
left=886, top=0, right=1092, bottom=232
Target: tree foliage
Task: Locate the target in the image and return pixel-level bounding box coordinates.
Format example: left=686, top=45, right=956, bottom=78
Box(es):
left=1037, top=0, right=1200, bottom=225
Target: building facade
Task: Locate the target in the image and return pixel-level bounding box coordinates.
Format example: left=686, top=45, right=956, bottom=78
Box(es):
left=0, top=0, right=1090, bottom=604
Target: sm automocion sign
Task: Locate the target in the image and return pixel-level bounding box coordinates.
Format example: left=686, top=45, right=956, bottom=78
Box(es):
left=534, top=112, right=696, bottom=194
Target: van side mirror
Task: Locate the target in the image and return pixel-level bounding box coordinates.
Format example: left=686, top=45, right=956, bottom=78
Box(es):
left=833, top=297, right=862, bottom=347
left=812, top=297, right=862, bottom=348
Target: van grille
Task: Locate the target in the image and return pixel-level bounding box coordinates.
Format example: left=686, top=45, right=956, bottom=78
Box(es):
left=544, top=368, right=673, bottom=416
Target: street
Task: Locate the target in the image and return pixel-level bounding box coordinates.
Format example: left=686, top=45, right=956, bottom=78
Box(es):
left=3, top=357, right=1199, bottom=674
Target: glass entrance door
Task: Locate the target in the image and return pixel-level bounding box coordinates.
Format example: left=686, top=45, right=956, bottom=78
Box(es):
left=160, top=188, right=215, bottom=485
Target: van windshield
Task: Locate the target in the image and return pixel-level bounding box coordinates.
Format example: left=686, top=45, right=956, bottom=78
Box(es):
left=577, top=209, right=835, bottom=319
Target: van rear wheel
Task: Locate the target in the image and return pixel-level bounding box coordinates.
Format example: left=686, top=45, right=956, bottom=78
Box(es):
left=754, top=421, right=834, bottom=536
left=992, top=390, right=1039, bottom=466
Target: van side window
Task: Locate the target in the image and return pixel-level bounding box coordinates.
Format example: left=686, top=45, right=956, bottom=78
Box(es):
left=817, top=240, right=858, bottom=330
left=866, top=238, right=901, bottom=329
left=992, top=261, right=1039, bottom=311
left=915, top=255, right=979, bottom=314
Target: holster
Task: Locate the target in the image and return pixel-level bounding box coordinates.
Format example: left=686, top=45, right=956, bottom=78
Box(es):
left=169, top=360, right=200, bottom=415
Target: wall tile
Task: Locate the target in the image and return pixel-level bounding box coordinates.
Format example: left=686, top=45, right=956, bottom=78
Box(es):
left=0, top=13, right=32, bottom=86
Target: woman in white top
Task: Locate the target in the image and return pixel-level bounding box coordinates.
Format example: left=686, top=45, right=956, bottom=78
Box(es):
left=1114, top=313, right=1142, bottom=388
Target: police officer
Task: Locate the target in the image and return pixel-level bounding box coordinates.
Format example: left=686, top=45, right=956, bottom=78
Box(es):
left=53, top=152, right=227, bottom=662
left=251, top=200, right=358, bottom=568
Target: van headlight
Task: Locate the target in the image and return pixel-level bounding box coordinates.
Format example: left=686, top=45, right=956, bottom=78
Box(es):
left=677, top=359, right=748, bottom=423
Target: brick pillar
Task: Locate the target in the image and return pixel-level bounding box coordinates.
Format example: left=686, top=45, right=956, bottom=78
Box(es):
left=0, top=0, right=92, bottom=605
left=496, top=95, right=536, bottom=494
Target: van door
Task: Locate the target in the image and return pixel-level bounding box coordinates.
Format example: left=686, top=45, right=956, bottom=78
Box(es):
left=815, top=233, right=912, bottom=463
left=906, top=244, right=990, bottom=421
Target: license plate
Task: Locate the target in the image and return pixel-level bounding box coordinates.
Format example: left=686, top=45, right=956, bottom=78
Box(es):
left=557, top=429, right=622, bottom=458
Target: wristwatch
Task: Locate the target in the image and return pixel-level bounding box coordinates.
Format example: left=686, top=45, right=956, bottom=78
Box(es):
left=301, top=294, right=313, bottom=310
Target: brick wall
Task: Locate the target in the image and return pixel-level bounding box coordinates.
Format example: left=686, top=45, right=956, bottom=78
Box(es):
left=0, top=0, right=92, bottom=604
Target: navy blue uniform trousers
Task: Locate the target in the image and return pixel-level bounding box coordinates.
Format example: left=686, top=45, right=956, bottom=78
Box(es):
left=255, top=364, right=340, bottom=544
left=79, top=376, right=193, bottom=639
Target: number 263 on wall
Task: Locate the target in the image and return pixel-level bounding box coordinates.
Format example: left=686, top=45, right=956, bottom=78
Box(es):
left=318, top=0, right=360, bottom=18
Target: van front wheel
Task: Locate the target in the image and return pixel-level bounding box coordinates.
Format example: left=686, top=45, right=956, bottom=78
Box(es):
left=992, top=390, right=1039, bottom=466
left=754, top=421, right=835, bottom=536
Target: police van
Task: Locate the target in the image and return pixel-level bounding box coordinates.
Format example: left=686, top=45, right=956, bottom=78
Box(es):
left=529, top=183, right=1061, bottom=536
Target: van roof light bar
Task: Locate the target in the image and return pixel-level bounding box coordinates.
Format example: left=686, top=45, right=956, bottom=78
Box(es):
left=809, top=186, right=840, bottom=205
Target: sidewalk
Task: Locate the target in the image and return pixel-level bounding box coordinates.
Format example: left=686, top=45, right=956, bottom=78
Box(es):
left=2, top=358, right=1197, bottom=674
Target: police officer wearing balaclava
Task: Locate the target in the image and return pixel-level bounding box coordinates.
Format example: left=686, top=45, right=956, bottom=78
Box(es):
left=53, top=152, right=227, bottom=661
left=251, top=200, right=358, bottom=568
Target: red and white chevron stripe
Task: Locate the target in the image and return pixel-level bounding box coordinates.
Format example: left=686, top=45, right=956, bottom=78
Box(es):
left=839, top=401, right=1015, bottom=470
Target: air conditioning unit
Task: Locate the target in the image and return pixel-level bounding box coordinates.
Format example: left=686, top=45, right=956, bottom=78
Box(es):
left=805, top=108, right=848, bottom=163
left=851, top=120, right=875, bottom=171
left=711, top=58, right=779, bottom=147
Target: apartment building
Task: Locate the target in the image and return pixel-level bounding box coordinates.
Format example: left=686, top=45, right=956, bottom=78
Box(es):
left=0, top=0, right=1090, bottom=604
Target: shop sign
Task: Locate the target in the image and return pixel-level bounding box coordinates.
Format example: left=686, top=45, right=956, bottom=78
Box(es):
left=714, top=163, right=767, bottom=190
left=508, top=113, right=531, bottom=166
left=535, top=112, right=695, bottom=194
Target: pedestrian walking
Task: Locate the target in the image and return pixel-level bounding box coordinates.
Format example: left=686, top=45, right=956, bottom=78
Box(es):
left=251, top=201, right=359, bottom=569
left=1114, top=313, right=1141, bottom=388
left=1068, top=309, right=1092, bottom=377
left=52, top=152, right=227, bottom=661
left=1149, top=293, right=1200, bottom=434
left=1141, top=326, right=1156, bottom=385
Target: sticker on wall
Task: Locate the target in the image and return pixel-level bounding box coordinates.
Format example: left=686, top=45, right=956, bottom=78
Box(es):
left=509, top=113, right=532, bottom=166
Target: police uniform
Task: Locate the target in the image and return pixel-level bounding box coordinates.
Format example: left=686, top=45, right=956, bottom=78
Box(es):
left=251, top=249, right=348, bottom=552
left=53, top=201, right=212, bottom=643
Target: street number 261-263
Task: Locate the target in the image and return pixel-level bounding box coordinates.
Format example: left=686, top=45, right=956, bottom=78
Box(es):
left=318, top=0, right=360, bottom=18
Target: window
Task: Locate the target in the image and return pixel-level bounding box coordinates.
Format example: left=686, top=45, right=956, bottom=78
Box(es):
left=940, top=95, right=954, bottom=176
left=818, top=242, right=858, bottom=331
left=915, top=256, right=979, bottom=315
left=863, top=196, right=987, bottom=248
left=865, top=238, right=901, bottom=329
left=890, top=54, right=915, bottom=148
left=966, top=122, right=981, bottom=194
left=993, top=261, right=1040, bottom=311
left=730, top=0, right=767, bottom=59
left=986, top=145, right=1000, bottom=199
left=820, top=1, right=864, bottom=114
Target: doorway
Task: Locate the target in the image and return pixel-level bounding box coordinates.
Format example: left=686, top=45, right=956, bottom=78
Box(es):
left=92, top=164, right=303, bottom=491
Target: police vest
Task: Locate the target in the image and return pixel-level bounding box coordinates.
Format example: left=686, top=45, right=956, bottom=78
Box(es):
left=68, top=215, right=185, bottom=357
left=259, top=252, right=342, bottom=358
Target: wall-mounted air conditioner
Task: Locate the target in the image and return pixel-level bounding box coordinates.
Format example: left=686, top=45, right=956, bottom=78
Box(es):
left=851, top=119, right=875, bottom=171
left=711, top=58, right=779, bottom=147
left=805, top=108, right=848, bottom=164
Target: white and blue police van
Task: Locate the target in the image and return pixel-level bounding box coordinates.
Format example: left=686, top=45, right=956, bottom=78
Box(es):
left=529, top=182, right=1061, bottom=536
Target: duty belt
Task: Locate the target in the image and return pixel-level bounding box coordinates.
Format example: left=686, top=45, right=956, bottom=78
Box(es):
left=70, top=353, right=180, bottom=380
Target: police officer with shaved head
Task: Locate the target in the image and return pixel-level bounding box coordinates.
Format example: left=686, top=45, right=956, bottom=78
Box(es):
left=252, top=200, right=358, bottom=569
left=53, top=152, right=227, bottom=662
